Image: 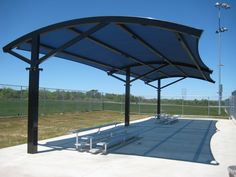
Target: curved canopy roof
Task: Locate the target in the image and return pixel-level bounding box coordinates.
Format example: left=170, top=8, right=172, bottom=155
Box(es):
left=3, top=16, right=214, bottom=83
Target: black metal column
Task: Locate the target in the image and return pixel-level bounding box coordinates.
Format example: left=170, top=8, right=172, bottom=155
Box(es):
left=125, top=68, right=130, bottom=126
left=27, top=35, right=40, bottom=154
left=157, top=79, right=161, bottom=119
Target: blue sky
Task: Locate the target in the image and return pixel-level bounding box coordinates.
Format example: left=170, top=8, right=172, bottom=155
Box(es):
left=0, top=0, right=235, bottom=99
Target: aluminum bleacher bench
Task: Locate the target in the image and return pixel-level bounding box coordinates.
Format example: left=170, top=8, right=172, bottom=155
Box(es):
left=154, top=113, right=179, bottom=125
left=70, top=122, right=121, bottom=151
left=96, top=131, right=137, bottom=154
left=78, top=131, right=114, bottom=150
left=163, top=115, right=179, bottom=124
left=155, top=113, right=169, bottom=123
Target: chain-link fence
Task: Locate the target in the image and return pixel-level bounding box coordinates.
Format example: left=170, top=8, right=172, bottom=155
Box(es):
left=0, top=84, right=28, bottom=117
left=0, top=84, right=228, bottom=117
left=225, top=90, right=236, bottom=121
left=0, top=84, right=229, bottom=148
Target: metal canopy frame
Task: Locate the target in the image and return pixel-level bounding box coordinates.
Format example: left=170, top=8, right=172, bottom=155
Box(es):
left=146, top=77, right=187, bottom=119
left=2, top=16, right=214, bottom=154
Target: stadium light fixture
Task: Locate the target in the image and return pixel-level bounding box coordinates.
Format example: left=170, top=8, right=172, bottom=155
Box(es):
left=215, top=2, right=230, bottom=115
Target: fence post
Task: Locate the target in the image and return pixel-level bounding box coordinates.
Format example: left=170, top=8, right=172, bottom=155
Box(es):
left=20, top=86, right=23, bottom=118
left=89, top=93, right=92, bottom=112
left=77, top=91, right=80, bottom=112
left=120, top=95, right=123, bottom=113
left=233, top=95, right=236, bottom=119
left=102, top=92, right=105, bottom=111
left=181, top=89, right=186, bottom=116
left=207, top=97, right=210, bottom=116
left=43, top=88, right=46, bottom=115
left=138, top=97, right=140, bottom=114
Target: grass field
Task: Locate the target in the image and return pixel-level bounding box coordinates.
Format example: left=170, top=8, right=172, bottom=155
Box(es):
left=0, top=111, right=151, bottom=149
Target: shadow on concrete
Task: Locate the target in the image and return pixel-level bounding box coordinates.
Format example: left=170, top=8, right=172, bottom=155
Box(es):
left=111, top=118, right=218, bottom=165
left=38, top=118, right=218, bottom=165
left=38, top=136, right=76, bottom=153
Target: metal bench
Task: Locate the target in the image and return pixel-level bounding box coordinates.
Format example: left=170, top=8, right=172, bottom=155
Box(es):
left=96, top=131, right=137, bottom=153
left=154, top=114, right=179, bottom=125
left=163, top=115, right=179, bottom=124
left=155, top=113, right=170, bottom=123
left=70, top=122, right=121, bottom=151
left=79, top=131, right=114, bottom=150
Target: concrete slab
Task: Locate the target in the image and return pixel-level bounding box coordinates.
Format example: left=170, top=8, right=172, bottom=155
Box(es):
left=0, top=117, right=235, bottom=177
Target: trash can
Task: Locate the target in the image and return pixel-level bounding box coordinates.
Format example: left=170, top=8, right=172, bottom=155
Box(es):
left=228, top=166, right=236, bottom=177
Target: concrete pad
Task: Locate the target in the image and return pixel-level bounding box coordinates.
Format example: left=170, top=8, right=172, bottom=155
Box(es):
left=0, top=117, right=236, bottom=177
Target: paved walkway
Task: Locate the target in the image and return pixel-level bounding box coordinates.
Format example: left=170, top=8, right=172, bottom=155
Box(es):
left=0, top=117, right=235, bottom=177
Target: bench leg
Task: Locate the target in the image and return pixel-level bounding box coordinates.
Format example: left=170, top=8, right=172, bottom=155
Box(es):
left=104, top=144, right=107, bottom=153
left=75, top=133, right=79, bottom=150
left=90, top=138, right=93, bottom=150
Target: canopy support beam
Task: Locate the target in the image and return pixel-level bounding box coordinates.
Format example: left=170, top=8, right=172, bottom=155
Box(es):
left=130, top=63, right=168, bottom=83
left=125, top=68, right=130, bottom=126
left=38, top=23, right=108, bottom=64
left=161, top=77, right=186, bottom=89
left=146, top=77, right=186, bottom=89
left=176, top=33, right=207, bottom=81
left=107, top=73, right=126, bottom=82
left=157, top=79, right=161, bottom=119
left=110, top=60, right=212, bottom=74
left=145, top=82, right=158, bottom=89
left=8, top=50, right=31, bottom=64
left=27, top=35, right=40, bottom=154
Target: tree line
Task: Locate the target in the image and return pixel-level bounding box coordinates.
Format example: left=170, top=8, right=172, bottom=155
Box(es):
left=0, top=87, right=218, bottom=106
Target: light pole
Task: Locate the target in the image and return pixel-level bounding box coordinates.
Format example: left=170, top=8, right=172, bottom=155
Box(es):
left=215, top=2, right=230, bottom=115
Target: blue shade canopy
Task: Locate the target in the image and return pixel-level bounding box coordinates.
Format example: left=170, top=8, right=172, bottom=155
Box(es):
left=3, top=16, right=214, bottom=83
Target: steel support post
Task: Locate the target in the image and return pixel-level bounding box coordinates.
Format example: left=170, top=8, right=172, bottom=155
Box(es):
left=27, top=35, right=40, bottom=154
left=125, top=68, right=130, bottom=126
left=157, top=79, right=161, bottom=119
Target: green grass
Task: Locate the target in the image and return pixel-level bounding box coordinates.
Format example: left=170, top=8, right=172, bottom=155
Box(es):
left=0, top=111, right=150, bottom=149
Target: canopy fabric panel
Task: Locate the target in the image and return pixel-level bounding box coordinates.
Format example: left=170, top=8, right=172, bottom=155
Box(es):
left=3, top=16, right=214, bottom=83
